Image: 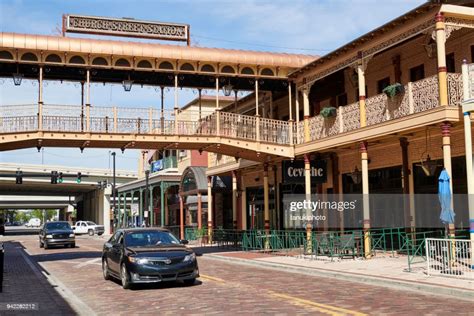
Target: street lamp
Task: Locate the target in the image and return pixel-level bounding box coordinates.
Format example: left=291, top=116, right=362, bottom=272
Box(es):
left=145, top=170, right=150, bottom=227
left=12, top=64, right=23, bottom=86
left=122, top=74, right=133, bottom=92
left=222, top=83, right=233, bottom=96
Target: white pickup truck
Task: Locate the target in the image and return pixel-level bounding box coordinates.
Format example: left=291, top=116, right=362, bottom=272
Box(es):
left=72, top=221, right=105, bottom=236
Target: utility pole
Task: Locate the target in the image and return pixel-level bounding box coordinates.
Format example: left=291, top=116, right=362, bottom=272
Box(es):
left=112, top=152, right=117, bottom=232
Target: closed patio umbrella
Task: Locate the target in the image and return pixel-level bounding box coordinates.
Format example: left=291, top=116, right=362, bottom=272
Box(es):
left=438, top=169, right=455, bottom=235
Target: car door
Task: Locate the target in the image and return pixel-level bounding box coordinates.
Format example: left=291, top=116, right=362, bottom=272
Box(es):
left=108, top=232, right=123, bottom=273
left=78, top=222, right=86, bottom=234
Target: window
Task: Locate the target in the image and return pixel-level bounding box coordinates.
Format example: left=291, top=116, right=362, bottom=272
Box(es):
left=337, top=93, right=347, bottom=107
left=377, top=77, right=390, bottom=94
left=446, top=53, right=455, bottom=73
left=410, top=64, right=425, bottom=82
left=471, top=45, right=474, bottom=63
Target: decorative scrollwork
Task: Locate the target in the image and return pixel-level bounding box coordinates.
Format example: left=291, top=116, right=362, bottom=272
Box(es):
left=447, top=73, right=463, bottom=107
left=412, top=75, right=439, bottom=113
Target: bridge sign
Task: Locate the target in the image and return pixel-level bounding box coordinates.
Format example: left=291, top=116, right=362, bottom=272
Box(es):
left=63, top=14, right=190, bottom=44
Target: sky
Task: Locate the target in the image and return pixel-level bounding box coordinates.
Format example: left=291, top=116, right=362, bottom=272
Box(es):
left=0, top=0, right=425, bottom=171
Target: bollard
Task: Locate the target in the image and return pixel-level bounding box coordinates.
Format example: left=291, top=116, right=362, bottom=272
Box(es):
left=0, top=243, right=4, bottom=292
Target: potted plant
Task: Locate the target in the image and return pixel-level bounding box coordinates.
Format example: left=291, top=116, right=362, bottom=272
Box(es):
left=196, top=227, right=208, bottom=245
left=320, top=106, right=337, bottom=118
left=382, top=83, right=404, bottom=99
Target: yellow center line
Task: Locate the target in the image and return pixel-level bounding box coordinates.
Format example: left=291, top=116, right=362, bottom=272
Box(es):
left=199, top=274, right=367, bottom=316
left=268, top=291, right=368, bottom=316
left=200, top=274, right=226, bottom=283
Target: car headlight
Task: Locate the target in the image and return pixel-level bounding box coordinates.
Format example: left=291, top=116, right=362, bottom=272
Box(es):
left=69, top=233, right=75, bottom=238
left=46, top=234, right=53, bottom=239
left=183, top=253, right=196, bottom=262
left=128, top=257, right=149, bottom=264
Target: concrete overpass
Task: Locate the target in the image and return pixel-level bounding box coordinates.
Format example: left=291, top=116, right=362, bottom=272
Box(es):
left=0, top=163, right=137, bottom=233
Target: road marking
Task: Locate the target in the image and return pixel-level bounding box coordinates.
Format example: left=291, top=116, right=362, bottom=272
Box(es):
left=268, top=291, right=367, bottom=316
left=74, top=258, right=102, bottom=268
left=199, top=274, right=226, bottom=283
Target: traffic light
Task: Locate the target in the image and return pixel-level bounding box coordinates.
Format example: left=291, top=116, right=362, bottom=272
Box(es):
left=51, top=171, right=58, bottom=184
left=97, top=180, right=108, bottom=189
left=76, top=172, right=82, bottom=183
left=15, top=171, right=23, bottom=184
left=58, top=172, right=64, bottom=183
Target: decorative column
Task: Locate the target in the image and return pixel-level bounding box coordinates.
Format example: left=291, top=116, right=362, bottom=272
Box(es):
left=174, top=74, right=179, bottom=135
left=400, top=137, right=412, bottom=231
left=232, top=170, right=238, bottom=229
left=361, top=141, right=371, bottom=258
left=160, top=86, right=165, bottom=133
left=295, top=87, right=300, bottom=144
left=241, top=176, right=247, bottom=230
left=85, top=69, right=91, bottom=132
left=304, top=153, right=312, bottom=253
left=207, top=176, right=213, bottom=243
left=123, top=192, right=128, bottom=228
left=197, top=192, right=202, bottom=230
left=435, top=13, right=449, bottom=107
left=139, top=189, right=144, bottom=227
left=179, top=194, right=184, bottom=240
left=38, top=66, right=43, bottom=130
left=263, top=164, right=270, bottom=249
left=288, top=82, right=294, bottom=145
left=302, top=86, right=310, bottom=142
left=441, top=122, right=455, bottom=237
left=149, top=186, right=154, bottom=227
left=215, top=78, right=221, bottom=136
left=357, top=52, right=367, bottom=127
left=255, top=79, right=260, bottom=142
left=160, top=182, right=166, bottom=227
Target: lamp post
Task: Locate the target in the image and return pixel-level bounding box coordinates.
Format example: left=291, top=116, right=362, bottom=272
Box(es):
left=145, top=170, right=150, bottom=227
left=111, top=152, right=116, bottom=232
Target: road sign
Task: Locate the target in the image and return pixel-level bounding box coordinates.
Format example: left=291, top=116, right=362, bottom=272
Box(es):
left=131, top=204, right=139, bottom=216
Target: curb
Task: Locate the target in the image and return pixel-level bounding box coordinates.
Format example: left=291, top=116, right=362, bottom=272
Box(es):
left=203, top=253, right=474, bottom=301
left=21, top=248, right=97, bottom=316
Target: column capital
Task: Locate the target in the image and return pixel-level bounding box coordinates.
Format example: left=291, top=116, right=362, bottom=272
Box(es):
left=440, top=121, right=452, bottom=137
left=435, top=12, right=445, bottom=23
left=399, top=137, right=409, bottom=148
left=303, top=153, right=311, bottom=164
left=359, top=141, right=368, bottom=153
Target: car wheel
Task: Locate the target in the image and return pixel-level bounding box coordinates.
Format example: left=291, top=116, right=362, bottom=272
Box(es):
left=39, top=240, right=43, bottom=248
left=184, top=278, right=196, bottom=285
left=121, top=264, right=131, bottom=289
left=43, top=241, right=49, bottom=250
left=102, top=258, right=111, bottom=281
left=88, top=229, right=94, bottom=236
left=98, top=233, right=103, bottom=236
left=70, top=243, right=76, bottom=248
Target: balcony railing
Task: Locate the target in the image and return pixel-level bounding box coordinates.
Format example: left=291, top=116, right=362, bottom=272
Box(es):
left=0, top=104, right=292, bottom=146
left=297, top=73, right=463, bottom=144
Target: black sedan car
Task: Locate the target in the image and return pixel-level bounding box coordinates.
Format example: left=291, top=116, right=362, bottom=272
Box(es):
left=102, top=228, right=199, bottom=289
left=39, top=221, right=75, bottom=249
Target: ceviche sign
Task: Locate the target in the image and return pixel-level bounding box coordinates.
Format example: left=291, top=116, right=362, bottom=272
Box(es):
left=282, top=160, right=327, bottom=184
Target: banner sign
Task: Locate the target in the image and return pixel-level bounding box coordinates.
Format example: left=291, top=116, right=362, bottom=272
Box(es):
left=63, top=14, right=190, bottom=43
left=282, top=159, right=327, bottom=184
left=151, top=160, right=163, bottom=173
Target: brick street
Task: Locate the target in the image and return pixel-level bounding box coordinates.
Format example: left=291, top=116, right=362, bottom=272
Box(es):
left=1, top=235, right=472, bottom=316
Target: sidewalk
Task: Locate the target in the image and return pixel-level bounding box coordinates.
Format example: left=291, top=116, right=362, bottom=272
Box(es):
left=0, top=241, right=76, bottom=315
left=202, top=249, right=474, bottom=300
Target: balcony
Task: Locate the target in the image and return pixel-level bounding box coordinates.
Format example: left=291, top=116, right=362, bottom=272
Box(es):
left=296, top=73, right=464, bottom=144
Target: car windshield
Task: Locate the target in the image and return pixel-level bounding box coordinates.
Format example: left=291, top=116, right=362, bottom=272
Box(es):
left=45, top=222, right=71, bottom=230
left=125, top=231, right=180, bottom=247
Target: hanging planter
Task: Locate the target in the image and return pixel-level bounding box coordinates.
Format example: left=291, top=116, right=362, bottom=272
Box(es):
left=320, top=106, right=337, bottom=118
left=382, top=83, right=404, bottom=99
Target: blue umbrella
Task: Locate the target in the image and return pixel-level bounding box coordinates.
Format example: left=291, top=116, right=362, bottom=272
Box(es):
left=438, top=169, right=455, bottom=225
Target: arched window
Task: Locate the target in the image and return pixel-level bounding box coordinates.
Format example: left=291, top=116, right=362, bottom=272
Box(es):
left=159, top=61, right=174, bottom=70
left=115, top=58, right=130, bottom=67
left=0, top=51, right=14, bottom=60
left=92, top=57, right=108, bottom=66
left=137, top=60, right=152, bottom=68
left=201, top=64, right=215, bottom=72
left=221, top=65, right=235, bottom=74
left=21, top=52, right=38, bottom=61
left=261, top=68, right=274, bottom=76
left=241, top=67, right=254, bottom=75
left=69, top=55, right=86, bottom=64
left=180, top=63, right=194, bottom=71
left=45, top=54, right=61, bottom=63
